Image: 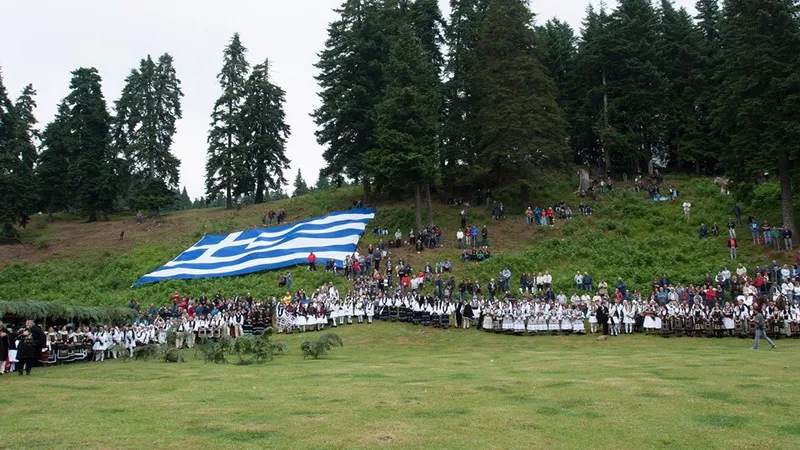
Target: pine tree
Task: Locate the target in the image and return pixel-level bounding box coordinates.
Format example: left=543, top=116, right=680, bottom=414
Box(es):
left=293, top=168, right=309, bottom=197
left=0, top=71, right=38, bottom=238
left=114, top=53, right=183, bottom=215
left=441, top=0, right=489, bottom=188
left=658, top=0, right=702, bottom=171
left=241, top=58, right=291, bottom=204
left=572, top=4, right=613, bottom=167
left=62, top=68, right=116, bottom=222
left=365, top=3, right=439, bottom=230
left=315, top=169, right=332, bottom=190
left=686, top=0, right=722, bottom=173
left=475, top=0, right=568, bottom=187
left=714, top=0, right=800, bottom=242
left=313, top=0, right=386, bottom=201
left=37, top=102, right=71, bottom=220
left=601, top=0, right=667, bottom=174
left=538, top=19, right=580, bottom=165
left=207, top=33, right=250, bottom=209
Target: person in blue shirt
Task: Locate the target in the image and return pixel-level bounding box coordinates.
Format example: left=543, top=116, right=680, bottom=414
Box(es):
left=749, top=220, right=760, bottom=243
left=616, top=277, right=627, bottom=298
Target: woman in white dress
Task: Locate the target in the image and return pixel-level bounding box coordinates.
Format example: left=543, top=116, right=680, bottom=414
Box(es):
left=623, top=300, right=636, bottom=334
left=572, top=306, right=586, bottom=334
left=722, top=302, right=736, bottom=335
left=643, top=302, right=657, bottom=333
left=366, top=300, right=375, bottom=324
left=513, top=310, right=526, bottom=333
left=482, top=305, right=494, bottom=330
left=92, top=326, right=108, bottom=361
left=588, top=302, right=598, bottom=333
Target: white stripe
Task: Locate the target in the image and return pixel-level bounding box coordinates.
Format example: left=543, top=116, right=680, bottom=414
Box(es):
left=190, top=213, right=374, bottom=250
left=163, top=234, right=362, bottom=266
left=147, top=250, right=354, bottom=277
left=244, top=223, right=368, bottom=249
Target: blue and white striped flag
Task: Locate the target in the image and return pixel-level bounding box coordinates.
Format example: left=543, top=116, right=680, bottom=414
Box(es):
left=134, top=208, right=375, bottom=285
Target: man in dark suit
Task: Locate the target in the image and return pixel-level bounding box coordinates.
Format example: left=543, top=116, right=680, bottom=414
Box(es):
left=17, top=320, right=46, bottom=376
left=597, top=300, right=610, bottom=336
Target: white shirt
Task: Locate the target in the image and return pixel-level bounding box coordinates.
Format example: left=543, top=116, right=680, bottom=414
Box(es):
left=456, top=231, right=464, bottom=240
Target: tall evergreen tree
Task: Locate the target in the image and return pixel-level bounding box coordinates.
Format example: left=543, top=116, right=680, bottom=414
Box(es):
left=441, top=0, right=489, bottom=188
left=114, top=53, right=183, bottom=215
left=475, top=0, right=568, bottom=189
left=714, top=0, right=800, bottom=242
left=206, top=33, right=250, bottom=209
left=37, top=102, right=71, bottom=220
left=63, top=68, right=116, bottom=222
left=365, top=4, right=439, bottom=230
left=658, top=1, right=702, bottom=171
left=686, top=0, right=722, bottom=173
left=0, top=72, right=38, bottom=238
left=313, top=0, right=386, bottom=201
left=602, top=0, right=667, bottom=174
left=241, top=58, right=291, bottom=204
left=538, top=19, right=580, bottom=165
left=293, top=168, right=310, bottom=197
left=572, top=5, right=613, bottom=167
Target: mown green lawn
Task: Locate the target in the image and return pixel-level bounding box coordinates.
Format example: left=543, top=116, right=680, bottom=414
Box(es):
left=2, top=323, right=798, bottom=449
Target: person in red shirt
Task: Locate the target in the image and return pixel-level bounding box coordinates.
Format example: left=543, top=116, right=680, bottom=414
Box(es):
left=401, top=274, right=411, bottom=293
left=308, top=252, right=317, bottom=271
left=351, top=259, right=360, bottom=276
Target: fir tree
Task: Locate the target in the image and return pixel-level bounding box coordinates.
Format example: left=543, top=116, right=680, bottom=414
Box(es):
left=475, top=0, right=568, bottom=186
left=293, top=168, right=309, bottom=197
left=37, top=102, right=71, bottom=220
left=114, top=54, right=183, bottom=215
left=572, top=4, right=613, bottom=167
left=207, top=33, right=250, bottom=209
left=714, top=0, right=800, bottom=242
left=596, top=0, right=667, bottom=173
left=241, top=58, right=291, bottom=204
left=313, top=0, right=386, bottom=201
left=0, top=72, right=38, bottom=238
left=365, top=4, right=439, bottom=230
left=62, top=68, right=116, bottom=222
left=658, top=0, right=702, bottom=171
left=538, top=19, right=580, bottom=165
left=441, top=0, right=489, bottom=187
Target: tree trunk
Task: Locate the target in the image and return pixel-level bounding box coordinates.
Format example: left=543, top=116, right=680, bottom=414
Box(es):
left=425, top=184, right=434, bottom=227
left=602, top=70, right=611, bottom=174
left=778, top=148, right=797, bottom=245
left=414, top=184, right=422, bottom=233
left=255, top=176, right=265, bottom=204
left=226, top=183, right=232, bottom=210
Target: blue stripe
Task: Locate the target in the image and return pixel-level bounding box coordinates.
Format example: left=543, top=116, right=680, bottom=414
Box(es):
left=134, top=208, right=375, bottom=286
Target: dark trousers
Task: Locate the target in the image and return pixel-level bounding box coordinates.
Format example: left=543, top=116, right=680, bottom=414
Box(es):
left=309, top=262, right=316, bottom=271
left=602, top=322, right=610, bottom=335
left=17, top=357, right=36, bottom=375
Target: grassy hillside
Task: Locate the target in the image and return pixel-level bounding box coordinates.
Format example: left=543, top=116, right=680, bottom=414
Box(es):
left=0, top=173, right=795, bottom=306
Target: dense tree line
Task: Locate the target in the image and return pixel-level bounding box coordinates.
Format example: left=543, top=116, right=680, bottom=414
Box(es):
left=0, top=33, right=292, bottom=238
left=314, top=0, right=800, bottom=235
left=2, top=1, right=799, bottom=238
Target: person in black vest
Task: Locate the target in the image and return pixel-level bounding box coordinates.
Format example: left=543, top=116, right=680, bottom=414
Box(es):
left=596, top=300, right=610, bottom=336
left=454, top=300, right=464, bottom=328
left=17, top=320, right=46, bottom=376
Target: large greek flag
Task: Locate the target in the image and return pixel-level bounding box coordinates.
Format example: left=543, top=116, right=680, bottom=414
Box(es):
left=134, top=208, right=375, bottom=285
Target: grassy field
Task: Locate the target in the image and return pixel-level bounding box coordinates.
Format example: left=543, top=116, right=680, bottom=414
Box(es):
left=1, top=323, right=799, bottom=449
left=0, top=174, right=797, bottom=307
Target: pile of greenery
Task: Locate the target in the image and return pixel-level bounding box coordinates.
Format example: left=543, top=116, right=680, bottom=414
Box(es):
left=195, top=328, right=288, bottom=365
left=301, top=333, right=343, bottom=360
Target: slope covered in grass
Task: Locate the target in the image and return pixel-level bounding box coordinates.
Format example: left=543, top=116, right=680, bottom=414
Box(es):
left=0, top=174, right=795, bottom=306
